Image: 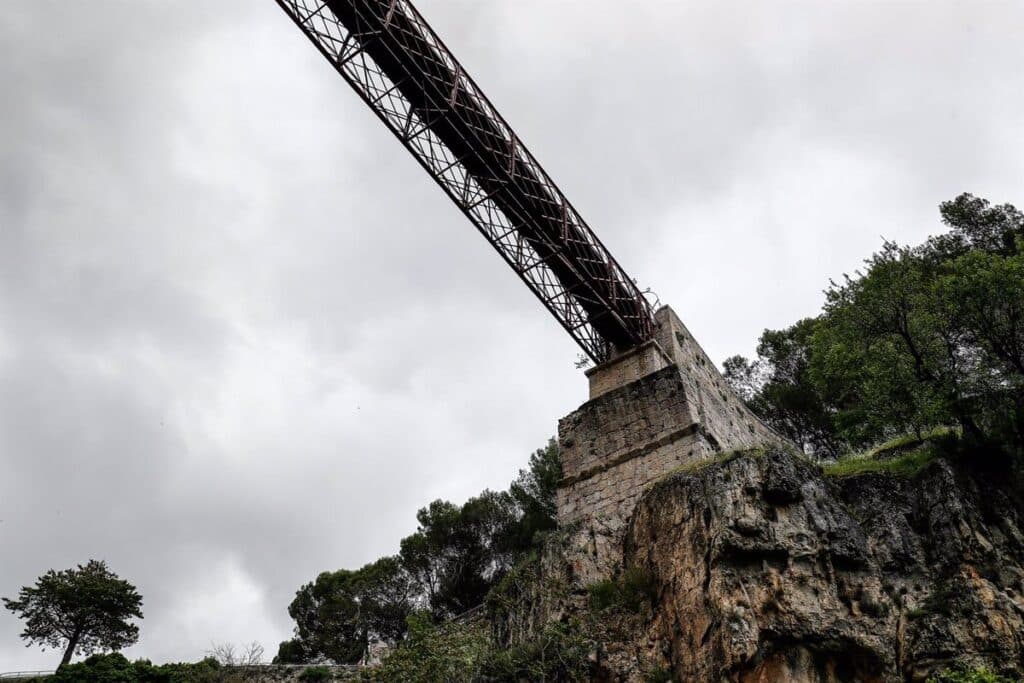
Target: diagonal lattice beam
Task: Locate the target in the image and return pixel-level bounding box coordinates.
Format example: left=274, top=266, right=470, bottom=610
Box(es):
left=274, top=0, right=654, bottom=362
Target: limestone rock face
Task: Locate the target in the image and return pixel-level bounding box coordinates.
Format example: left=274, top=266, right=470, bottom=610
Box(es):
left=624, top=449, right=1024, bottom=682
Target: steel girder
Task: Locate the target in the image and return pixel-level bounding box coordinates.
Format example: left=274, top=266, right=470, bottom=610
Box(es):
left=274, top=0, right=654, bottom=362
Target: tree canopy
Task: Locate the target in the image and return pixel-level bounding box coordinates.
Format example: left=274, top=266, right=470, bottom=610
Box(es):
left=3, top=560, right=144, bottom=668
left=276, top=556, right=415, bottom=665
left=276, top=439, right=562, bottom=664
left=724, top=193, right=1024, bottom=459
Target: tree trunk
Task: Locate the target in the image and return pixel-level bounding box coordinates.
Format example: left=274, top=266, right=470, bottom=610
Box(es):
left=58, top=630, right=81, bottom=669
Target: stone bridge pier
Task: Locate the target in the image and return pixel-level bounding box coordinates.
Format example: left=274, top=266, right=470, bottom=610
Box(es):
left=555, top=305, right=783, bottom=583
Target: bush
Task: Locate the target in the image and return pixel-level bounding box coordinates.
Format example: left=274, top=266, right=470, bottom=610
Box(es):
left=371, top=611, right=491, bottom=682
left=645, top=665, right=676, bottom=683
left=479, top=619, right=591, bottom=682
left=43, top=653, right=229, bottom=683
left=372, top=609, right=593, bottom=682
left=587, top=567, right=657, bottom=613
left=927, top=667, right=1021, bottom=683
left=298, top=666, right=333, bottom=682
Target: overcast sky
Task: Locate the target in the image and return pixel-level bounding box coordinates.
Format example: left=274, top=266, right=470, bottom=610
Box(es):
left=2, top=0, right=1022, bottom=669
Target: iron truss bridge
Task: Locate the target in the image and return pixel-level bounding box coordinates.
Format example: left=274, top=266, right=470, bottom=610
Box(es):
left=275, top=0, right=655, bottom=363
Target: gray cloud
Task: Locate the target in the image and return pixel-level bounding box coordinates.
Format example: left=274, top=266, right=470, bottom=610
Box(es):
left=2, top=0, right=1023, bottom=669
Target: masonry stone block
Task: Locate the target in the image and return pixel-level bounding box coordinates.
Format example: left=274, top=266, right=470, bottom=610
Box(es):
left=555, top=305, right=785, bottom=583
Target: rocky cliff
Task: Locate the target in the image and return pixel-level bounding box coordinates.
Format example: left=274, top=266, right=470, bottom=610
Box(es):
left=502, top=448, right=1024, bottom=682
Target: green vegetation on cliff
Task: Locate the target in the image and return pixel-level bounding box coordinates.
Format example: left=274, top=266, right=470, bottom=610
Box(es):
left=928, top=668, right=1023, bottom=683
left=268, top=193, right=1024, bottom=678
left=724, top=193, right=1024, bottom=462
left=367, top=610, right=590, bottom=683
left=275, top=440, right=562, bottom=665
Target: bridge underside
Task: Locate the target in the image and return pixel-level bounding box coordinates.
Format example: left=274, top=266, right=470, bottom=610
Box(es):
left=277, top=0, right=654, bottom=362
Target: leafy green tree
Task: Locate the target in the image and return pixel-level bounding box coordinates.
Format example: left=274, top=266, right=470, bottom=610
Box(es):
left=812, top=241, right=957, bottom=447
left=725, top=193, right=1023, bottom=460
left=3, top=560, right=143, bottom=668
left=812, top=194, right=1023, bottom=453
left=399, top=491, right=518, bottom=617
left=935, top=244, right=1024, bottom=448
left=724, top=320, right=843, bottom=457
left=928, top=192, right=1023, bottom=260
left=506, top=439, right=561, bottom=547
left=273, top=638, right=308, bottom=665
left=279, top=556, right=415, bottom=664
left=279, top=438, right=563, bottom=665
left=721, top=354, right=764, bottom=404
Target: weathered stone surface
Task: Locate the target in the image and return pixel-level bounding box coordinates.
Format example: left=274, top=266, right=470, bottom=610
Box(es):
left=556, top=305, right=783, bottom=582
left=534, top=305, right=1023, bottom=679
left=622, top=449, right=1024, bottom=682
left=586, top=341, right=671, bottom=399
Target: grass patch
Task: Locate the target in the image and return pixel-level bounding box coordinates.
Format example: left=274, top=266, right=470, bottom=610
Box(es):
left=822, top=426, right=959, bottom=479
left=653, top=447, right=766, bottom=485
left=822, top=446, right=940, bottom=478
left=862, top=425, right=958, bottom=460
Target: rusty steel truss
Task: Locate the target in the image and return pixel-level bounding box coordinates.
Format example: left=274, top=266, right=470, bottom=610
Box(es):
left=274, top=0, right=655, bottom=362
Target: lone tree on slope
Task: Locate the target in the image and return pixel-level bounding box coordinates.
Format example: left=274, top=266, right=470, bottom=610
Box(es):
left=3, top=559, right=143, bottom=668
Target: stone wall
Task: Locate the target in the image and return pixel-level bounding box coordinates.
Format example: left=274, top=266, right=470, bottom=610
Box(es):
left=652, top=305, right=778, bottom=450
left=585, top=340, right=670, bottom=399
left=220, top=665, right=361, bottom=681
left=555, top=305, right=784, bottom=581
left=558, top=367, right=708, bottom=523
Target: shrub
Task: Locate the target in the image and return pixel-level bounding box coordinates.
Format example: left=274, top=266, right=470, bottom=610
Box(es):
left=645, top=665, right=676, bottom=683
left=927, top=667, right=1021, bottom=683
left=479, top=619, right=591, bottom=682
left=372, top=609, right=593, bottom=682
left=587, top=567, right=657, bottom=613
left=587, top=578, right=619, bottom=611
left=43, top=653, right=228, bottom=683
left=298, top=666, right=333, bottom=682
left=371, top=611, right=490, bottom=682
left=906, top=583, right=957, bottom=621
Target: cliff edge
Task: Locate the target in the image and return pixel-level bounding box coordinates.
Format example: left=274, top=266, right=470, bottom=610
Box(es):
left=622, top=448, right=1024, bottom=681
left=498, top=447, right=1024, bottom=682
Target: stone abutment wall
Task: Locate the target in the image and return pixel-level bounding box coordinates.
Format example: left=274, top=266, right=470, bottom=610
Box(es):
left=555, top=305, right=783, bottom=581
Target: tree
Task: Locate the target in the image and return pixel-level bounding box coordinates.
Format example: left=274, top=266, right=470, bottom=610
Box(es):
left=723, top=320, right=844, bottom=457
left=3, top=560, right=143, bottom=668
left=206, top=641, right=264, bottom=666
left=723, top=193, right=1023, bottom=460
left=812, top=241, right=956, bottom=447
left=279, top=555, right=415, bottom=664
left=399, top=491, right=519, bottom=618
left=811, top=195, right=1024, bottom=454
left=507, top=438, right=561, bottom=547
left=279, top=438, right=563, bottom=668
left=937, top=248, right=1024, bottom=448
left=929, top=192, right=1023, bottom=260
